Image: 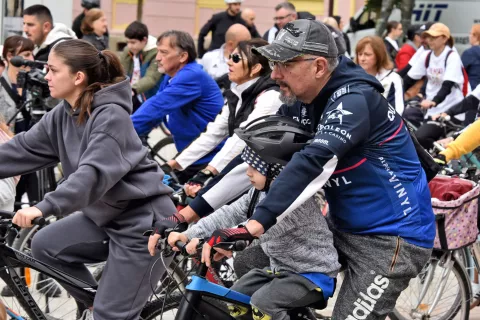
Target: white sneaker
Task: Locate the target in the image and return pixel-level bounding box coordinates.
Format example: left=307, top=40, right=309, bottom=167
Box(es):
left=79, top=309, right=94, bottom=320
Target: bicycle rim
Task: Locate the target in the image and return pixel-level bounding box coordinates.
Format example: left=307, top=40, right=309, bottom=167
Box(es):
left=390, top=252, right=470, bottom=320
left=3, top=219, right=84, bottom=319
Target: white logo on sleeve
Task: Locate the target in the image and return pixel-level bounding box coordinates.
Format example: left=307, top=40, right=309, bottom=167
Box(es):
left=326, top=103, right=352, bottom=125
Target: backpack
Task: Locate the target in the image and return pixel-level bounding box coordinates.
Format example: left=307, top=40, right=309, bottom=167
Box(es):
left=425, top=50, right=469, bottom=97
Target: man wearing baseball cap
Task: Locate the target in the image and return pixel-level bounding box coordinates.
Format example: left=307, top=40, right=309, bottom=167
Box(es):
left=398, top=21, right=435, bottom=77
left=201, top=19, right=435, bottom=319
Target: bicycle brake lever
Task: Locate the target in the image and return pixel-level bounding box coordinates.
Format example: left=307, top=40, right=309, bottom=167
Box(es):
left=143, top=229, right=154, bottom=237
left=213, top=240, right=247, bottom=252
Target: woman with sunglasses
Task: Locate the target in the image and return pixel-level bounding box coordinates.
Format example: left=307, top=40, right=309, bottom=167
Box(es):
left=167, top=38, right=282, bottom=197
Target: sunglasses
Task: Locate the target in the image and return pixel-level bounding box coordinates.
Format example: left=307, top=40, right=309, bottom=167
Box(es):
left=229, top=53, right=243, bottom=63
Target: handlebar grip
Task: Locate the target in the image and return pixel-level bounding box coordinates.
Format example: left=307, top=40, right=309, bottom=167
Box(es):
left=0, top=210, right=45, bottom=226
left=174, top=240, right=188, bottom=255
left=32, top=217, right=46, bottom=226
left=0, top=210, right=14, bottom=219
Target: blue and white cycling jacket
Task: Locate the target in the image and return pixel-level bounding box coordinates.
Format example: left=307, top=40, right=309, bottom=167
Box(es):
left=252, top=56, right=436, bottom=248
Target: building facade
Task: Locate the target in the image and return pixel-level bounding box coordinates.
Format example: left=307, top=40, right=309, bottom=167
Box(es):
left=73, top=0, right=365, bottom=39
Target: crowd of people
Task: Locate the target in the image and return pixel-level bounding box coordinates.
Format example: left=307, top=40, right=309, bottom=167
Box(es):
left=0, top=0, right=479, bottom=319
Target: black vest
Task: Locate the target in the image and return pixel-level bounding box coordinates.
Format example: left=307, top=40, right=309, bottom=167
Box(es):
left=225, top=74, right=279, bottom=136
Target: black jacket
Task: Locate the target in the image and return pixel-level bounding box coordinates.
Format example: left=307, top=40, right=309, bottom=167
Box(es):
left=72, top=13, right=85, bottom=39
left=35, top=37, right=71, bottom=61
left=384, top=39, right=399, bottom=66
left=198, top=11, right=247, bottom=58
left=224, top=73, right=279, bottom=136
left=82, top=34, right=109, bottom=51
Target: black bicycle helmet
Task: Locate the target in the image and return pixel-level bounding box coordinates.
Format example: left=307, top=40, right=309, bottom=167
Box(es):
left=82, top=0, right=100, bottom=9
left=235, top=115, right=314, bottom=166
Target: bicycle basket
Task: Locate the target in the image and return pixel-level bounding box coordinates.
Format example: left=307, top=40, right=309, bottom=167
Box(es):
left=430, top=176, right=480, bottom=250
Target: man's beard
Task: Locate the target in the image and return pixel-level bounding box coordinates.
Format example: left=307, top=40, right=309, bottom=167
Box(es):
left=278, top=84, right=297, bottom=106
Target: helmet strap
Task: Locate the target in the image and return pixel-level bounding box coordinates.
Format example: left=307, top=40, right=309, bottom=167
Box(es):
left=262, top=164, right=275, bottom=192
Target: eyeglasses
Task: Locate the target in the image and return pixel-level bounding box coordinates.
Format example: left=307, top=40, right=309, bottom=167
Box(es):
left=229, top=53, right=243, bottom=63
left=268, top=58, right=318, bottom=71
left=274, top=13, right=291, bottom=21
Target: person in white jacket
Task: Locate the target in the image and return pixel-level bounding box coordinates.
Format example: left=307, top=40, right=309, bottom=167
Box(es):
left=356, top=35, right=404, bottom=115
left=168, top=39, right=282, bottom=195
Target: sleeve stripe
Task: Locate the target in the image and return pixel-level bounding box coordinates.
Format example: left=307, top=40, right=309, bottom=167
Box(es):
left=379, top=121, right=403, bottom=146
left=276, top=156, right=338, bottom=222
left=333, top=157, right=366, bottom=174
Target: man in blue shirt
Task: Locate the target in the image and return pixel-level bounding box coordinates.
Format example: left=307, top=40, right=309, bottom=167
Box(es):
left=131, top=30, right=224, bottom=183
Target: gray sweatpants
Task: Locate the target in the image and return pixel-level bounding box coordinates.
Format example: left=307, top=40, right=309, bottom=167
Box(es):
left=231, top=268, right=325, bottom=320
left=31, top=208, right=168, bottom=320
left=330, top=230, right=432, bottom=320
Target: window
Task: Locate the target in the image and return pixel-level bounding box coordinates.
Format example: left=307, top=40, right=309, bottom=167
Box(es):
left=290, top=0, right=324, bottom=16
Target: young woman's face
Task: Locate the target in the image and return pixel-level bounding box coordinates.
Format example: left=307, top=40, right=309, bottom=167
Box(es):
left=227, top=49, right=250, bottom=85
left=392, top=24, right=403, bottom=39
left=92, top=15, right=108, bottom=36
left=45, top=51, right=81, bottom=100
left=357, top=44, right=377, bottom=74
left=246, top=165, right=266, bottom=190
left=426, top=35, right=447, bottom=51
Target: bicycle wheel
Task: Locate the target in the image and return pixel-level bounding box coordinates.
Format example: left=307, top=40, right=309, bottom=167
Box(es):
left=140, top=293, right=182, bottom=320
left=0, top=259, right=83, bottom=319
left=5, top=217, right=98, bottom=319
left=151, top=136, right=177, bottom=165
left=390, top=250, right=470, bottom=320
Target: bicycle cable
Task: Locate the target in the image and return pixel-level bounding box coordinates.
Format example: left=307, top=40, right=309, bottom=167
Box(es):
left=147, top=249, right=206, bottom=319
left=160, top=251, right=207, bottom=319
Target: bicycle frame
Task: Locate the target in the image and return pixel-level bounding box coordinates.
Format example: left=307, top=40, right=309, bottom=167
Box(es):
left=0, top=240, right=96, bottom=320
left=168, top=241, right=316, bottom=320
left=174, top=261, right=250, bottom=320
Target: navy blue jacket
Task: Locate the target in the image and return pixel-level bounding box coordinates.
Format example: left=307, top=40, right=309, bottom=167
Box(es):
left=252, top=56, right=436, bottom=248
left=462, top=46, right=480, bottom=89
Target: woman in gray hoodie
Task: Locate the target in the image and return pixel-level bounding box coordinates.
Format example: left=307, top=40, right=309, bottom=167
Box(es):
left=0, top=39, right=175, bottom=320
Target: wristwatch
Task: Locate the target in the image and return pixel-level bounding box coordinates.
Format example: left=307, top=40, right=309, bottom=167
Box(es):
left=201, top=169, right=214, bottom=176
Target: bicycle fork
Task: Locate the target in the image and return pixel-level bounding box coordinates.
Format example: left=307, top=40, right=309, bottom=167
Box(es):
left=410, top=251, right=455, bottom=318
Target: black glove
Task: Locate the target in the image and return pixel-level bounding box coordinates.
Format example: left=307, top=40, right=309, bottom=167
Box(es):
left=434, top=153, right=447, bottom=166
left=154, top=213, right=188, bottom=237
left=188, top=170, right=214, bottom=187
left=206, top=226, right=255, bottom=247
left=160, top=163, right=173, bottom=174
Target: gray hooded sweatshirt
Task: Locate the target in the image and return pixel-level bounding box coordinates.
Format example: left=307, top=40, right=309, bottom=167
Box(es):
left=0, top=77, right=175, bottom=226
left=184, top=189, right=340, bottom=277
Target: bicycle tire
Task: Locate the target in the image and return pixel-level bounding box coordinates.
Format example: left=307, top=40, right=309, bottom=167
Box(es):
left=140, top=293, right=182, bottom=319
left=141, top=295, right=236, bottom=320
left=389, top=250, right=470, bottom=320
left=151, top=136, right=177, bottom=165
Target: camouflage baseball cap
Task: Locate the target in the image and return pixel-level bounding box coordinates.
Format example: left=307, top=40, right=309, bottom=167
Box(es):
left=252, top=19, right=338, bottom=62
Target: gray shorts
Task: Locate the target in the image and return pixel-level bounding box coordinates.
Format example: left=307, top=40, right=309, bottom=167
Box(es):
left=330, top=230, right=432, bottom=320
left=231, top=268, right=326, bottom=320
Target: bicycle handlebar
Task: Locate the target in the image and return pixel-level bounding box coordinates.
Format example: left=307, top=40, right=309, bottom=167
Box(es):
left=0, top=210, right=45, bottom=226
left=172, top=239, right=248, bottom=257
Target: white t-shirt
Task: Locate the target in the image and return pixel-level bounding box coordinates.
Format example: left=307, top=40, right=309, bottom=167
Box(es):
left=407, top=46, right=465, bottom=118
left=408, top=46, right=427, bottom=67
left=131, top=55, right=141, bottom=85
left=200, top=45, right=229, bottom=79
